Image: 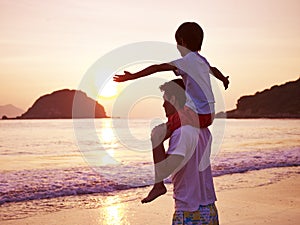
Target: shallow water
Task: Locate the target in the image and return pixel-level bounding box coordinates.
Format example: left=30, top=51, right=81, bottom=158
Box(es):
left=0, top=118, right=299, bottom=206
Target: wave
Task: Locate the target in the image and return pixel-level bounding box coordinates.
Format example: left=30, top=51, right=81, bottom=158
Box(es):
left=212, top=147, right=300, bottom=176
left=0, top=147, right=299, bottom=205
left=0, top=167, right=133, bottom=205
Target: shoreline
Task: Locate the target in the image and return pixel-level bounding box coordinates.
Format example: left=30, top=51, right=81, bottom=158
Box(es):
left=1, top=166, right=299, bottom=225
left=2, top=117, right=300, bottom=120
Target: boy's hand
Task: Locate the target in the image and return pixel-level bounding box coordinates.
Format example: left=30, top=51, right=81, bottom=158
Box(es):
left=223, top=76, right=230, bottom=90
left=113, top=71, right=133, bottom=82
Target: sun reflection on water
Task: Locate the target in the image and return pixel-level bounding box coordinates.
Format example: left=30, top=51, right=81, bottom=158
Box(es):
left=98, top=119, right=115, bottom=142
left=97, top=119, right=118, bottom=157
left=100, top=196, right=127, bottom=225
left=100, top=127, right=115, bottom=143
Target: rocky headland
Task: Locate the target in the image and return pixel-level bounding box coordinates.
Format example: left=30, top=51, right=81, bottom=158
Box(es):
left=220, top=78, right=300, bottom=118
left=16, top=89, right=107, bottom=119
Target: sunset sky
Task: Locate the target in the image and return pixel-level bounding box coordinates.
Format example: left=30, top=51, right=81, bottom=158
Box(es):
left=0, top=0, right=299, bottom=118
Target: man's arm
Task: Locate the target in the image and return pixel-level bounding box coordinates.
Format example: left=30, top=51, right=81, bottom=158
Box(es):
left=113, top=63, right=177, bottom=82
left=210, top=66, right=229, bottom=90
left=154, top=126, right=198, bottom=183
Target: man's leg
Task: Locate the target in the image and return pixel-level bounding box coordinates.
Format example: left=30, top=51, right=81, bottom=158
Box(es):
left=172, top=204, right=219, bottom=225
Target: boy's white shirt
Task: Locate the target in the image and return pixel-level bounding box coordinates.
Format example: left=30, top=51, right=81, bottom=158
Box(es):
left=170, top=52, right=215, bottom=114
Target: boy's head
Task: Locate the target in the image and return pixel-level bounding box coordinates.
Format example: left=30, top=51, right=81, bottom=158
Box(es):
left=175, top=22, right=204, bottom=52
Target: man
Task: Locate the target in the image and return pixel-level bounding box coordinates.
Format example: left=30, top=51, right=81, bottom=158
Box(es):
left=143, top=79, right=219, bottom=224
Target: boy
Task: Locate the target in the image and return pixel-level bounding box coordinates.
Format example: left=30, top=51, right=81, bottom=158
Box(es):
left=114, top=22, right=229, bottom=203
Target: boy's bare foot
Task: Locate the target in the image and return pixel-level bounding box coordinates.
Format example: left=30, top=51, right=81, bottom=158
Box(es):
left=141, top=184, right=167, bottom=204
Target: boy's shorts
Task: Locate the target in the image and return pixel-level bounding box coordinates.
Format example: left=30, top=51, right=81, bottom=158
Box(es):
left=166, top=106, right=214, bottom=138
left=172, top=203, right=219, bottom=225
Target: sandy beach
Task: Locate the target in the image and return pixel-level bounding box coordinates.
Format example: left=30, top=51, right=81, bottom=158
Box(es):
left=1, top=166, right=299, bottom=225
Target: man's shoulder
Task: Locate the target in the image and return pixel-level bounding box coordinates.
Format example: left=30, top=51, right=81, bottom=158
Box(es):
left=168, top=125, right=200, bottom=156
left=171, top=125, right=200, bottom=139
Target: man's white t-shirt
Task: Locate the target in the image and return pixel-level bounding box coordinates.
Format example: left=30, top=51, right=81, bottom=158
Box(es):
left=167, top=125, right=217, bottom=211
left=170, top=52, right=215, bottom=114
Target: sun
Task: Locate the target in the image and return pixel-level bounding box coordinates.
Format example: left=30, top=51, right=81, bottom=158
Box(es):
left=98, top=81, right=119, bottom=99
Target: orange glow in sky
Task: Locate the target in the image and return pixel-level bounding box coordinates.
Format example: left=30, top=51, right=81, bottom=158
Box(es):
left=98, top=81, right=119, bottom=99
left=0, top=0, right=299, bottom=117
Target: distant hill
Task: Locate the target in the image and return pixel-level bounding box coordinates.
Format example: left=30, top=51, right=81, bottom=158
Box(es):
left=17, top=89, right=107, bottom=119
left=0, top=104, right=24, bottom=118
left=223, top=78, right=300, bottom=118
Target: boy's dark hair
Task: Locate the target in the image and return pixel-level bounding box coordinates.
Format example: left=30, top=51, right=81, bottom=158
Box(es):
left=175, top=22, right=204, bottom=51
left=159, top=79, right=186, bottom=108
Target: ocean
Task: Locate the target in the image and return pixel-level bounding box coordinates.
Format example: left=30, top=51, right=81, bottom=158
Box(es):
left=0, top=118, right=299, bottom=220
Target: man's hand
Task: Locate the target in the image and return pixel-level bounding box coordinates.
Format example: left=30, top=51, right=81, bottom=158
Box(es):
left=223, top=76, right=230, bottom=90
left=113, top=71, right=133, bottom=82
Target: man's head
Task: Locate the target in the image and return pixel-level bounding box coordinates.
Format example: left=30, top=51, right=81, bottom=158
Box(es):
left=175, top=22, right=204, bottom=54
left=159, top=79, right=186, bottom=117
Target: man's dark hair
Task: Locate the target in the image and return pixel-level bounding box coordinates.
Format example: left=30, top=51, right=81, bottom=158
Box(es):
left=175, top=22, right=204, bottom=51
left=159, top=79, right=186, bottom=108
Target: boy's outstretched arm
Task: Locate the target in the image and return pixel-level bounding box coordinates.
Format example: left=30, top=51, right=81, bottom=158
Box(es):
left=113, top=63, right=177, bottom=82
left=210, top=66, right=229, bottom=90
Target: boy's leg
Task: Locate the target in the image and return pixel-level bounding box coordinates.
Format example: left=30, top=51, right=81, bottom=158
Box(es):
left=141, top=142, right=167, bottom=203
left=141, top=125, right=168, bottom=204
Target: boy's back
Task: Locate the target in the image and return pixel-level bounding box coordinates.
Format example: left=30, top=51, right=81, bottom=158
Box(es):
left=171, top=51, right=215, bottom=114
